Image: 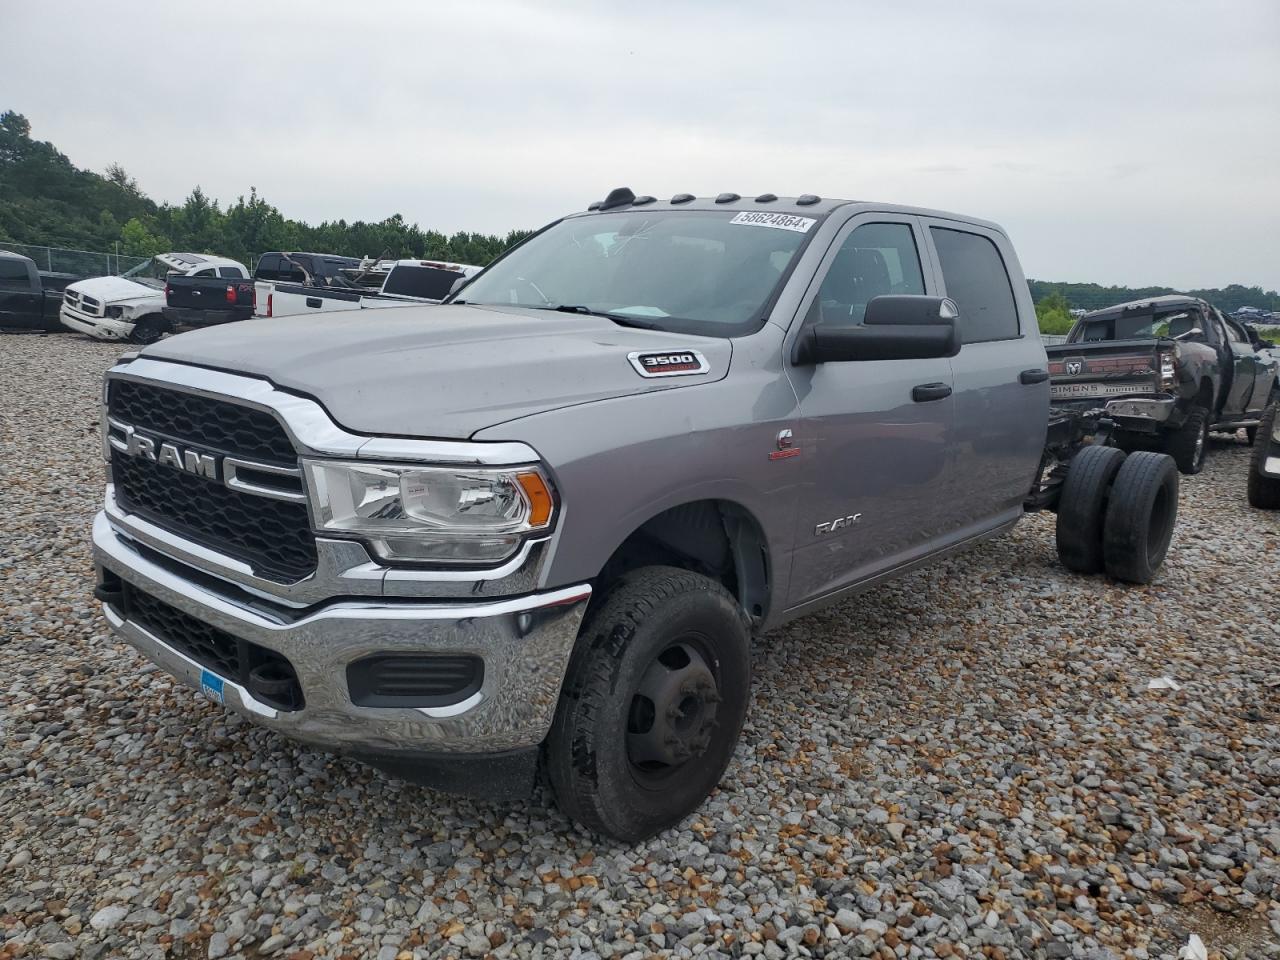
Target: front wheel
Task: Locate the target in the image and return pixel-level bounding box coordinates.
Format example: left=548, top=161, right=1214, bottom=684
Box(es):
left=545, top=566, right=751, bottom=842
left=128, top=313, right=169, bottom=345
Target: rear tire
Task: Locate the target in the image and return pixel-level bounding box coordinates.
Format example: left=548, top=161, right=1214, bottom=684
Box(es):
left=1246, top=403, right=1280, bottom=509
left=129, top=313, right=168, bottom=345
left=1164, top=406, right=1208, bottom=475
left=1102, top=452, right=1179, bottom=584
left=545, top=566, right=750, bottom=843
left=1055, top=445, right=1127, bottom=574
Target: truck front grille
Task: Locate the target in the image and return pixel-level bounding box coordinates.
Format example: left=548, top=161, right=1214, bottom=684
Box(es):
left=110, top=379, right=298, bottom=466
left=108, top=379, right=317, bottom=582
left=120, top=582, right=304, bottom=712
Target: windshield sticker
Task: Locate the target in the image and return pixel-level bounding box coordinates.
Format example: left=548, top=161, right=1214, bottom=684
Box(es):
left=729, top=212, right=816, bottom=233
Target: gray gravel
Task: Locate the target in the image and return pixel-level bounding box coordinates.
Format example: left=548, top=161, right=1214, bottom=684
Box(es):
left=2, top=332, right=1278, bottom=960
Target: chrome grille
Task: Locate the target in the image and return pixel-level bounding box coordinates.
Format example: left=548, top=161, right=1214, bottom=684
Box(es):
left=108, top=379, right=317, bottom=582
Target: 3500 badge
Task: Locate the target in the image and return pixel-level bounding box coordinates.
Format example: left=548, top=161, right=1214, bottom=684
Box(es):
left=628, top=350, right=710, bottom=378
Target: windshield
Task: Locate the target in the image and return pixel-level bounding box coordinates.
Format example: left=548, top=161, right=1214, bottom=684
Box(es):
left=456, top=210, right=821, bottom=336
left=1072, top=308, right=1203, bottom=343
left=122, top=256, right=184, bottom=284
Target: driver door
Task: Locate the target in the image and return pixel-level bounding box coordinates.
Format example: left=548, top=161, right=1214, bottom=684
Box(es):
left=1218, top=311, right=1264, bottom=415
left=784, top=215, right=956, bottom=609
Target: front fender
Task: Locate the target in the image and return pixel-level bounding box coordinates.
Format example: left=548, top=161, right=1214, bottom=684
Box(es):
left=473, top=329, right=802, bottom=622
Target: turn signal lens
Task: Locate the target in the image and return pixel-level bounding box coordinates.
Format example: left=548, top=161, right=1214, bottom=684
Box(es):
left=516, top=471, right=553, bottom=528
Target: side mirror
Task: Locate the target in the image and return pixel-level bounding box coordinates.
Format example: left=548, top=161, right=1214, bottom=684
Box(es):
left=793, top=295, right=961, bottom=364
left=448, top=275, right=469, bottom=297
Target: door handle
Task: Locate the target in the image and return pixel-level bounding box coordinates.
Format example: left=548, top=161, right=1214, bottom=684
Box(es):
left=912, top=382, right=952, bottom=402
left=1019, top=368, right=1049, bottom=385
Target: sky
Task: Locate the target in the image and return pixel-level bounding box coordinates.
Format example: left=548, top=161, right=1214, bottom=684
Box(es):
left=3, top=0, right=1278, bottom=290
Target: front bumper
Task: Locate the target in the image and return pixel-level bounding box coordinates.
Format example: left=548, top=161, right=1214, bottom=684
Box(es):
left=93, top=511, right=591, bottom=757
left=61, top=305, right=133, bottom=340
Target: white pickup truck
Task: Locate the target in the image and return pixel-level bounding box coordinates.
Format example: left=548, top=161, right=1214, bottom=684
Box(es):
left=255, top=259, right=481, bottom=319
left=61, top=253, right=250, bottom=344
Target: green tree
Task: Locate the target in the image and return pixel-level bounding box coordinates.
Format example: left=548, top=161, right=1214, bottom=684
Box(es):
left=120, top=217, right=169, bottom=257
left=1034, top=292, right=1076, bottom=335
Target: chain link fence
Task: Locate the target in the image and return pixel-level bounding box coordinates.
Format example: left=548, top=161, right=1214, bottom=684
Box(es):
left=0, top=241, right=148, bottom=277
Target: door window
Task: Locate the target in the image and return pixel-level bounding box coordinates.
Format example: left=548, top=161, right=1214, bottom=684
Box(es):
left=807, top=222, right=925, bottom=328
left=218, top=266, right=244, bottom=279
left=255, top=254, right=281, bottom=280
left=930, top=228, right=1019, bottom=343
left=0, top=259, right=29, bottom=287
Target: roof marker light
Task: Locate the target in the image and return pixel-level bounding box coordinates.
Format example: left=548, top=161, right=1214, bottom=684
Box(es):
left=755, top=193, right=778, bottom=203
left=715, top=193, right=740, bottom=204
left=670, top=193, right=695, bottom=204
left=796, top=194, right=821, bottom=206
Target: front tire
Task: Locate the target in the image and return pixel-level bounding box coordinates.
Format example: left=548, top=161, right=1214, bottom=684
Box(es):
left=128, top=313, right=169, bottom=345
left=1247, top=403, right=1280, bottom=509
left=1164, top=406, right=1208, bottom=475
left=545, top=566, right=751, bottom=843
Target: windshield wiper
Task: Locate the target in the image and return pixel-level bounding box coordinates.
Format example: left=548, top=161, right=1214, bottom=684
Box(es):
left=532, top=304, right=664, bottom=330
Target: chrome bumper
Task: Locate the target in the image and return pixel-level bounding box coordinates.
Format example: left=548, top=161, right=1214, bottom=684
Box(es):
left=1105, top=397, right=1177, bottom=430
left=93, top=512, right=591, bottom=755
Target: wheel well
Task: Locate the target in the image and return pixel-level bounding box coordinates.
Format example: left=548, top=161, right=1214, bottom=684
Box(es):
left=1197, top=378, right=1214, bottom=410
left=594, top=501, right=770, bottom=625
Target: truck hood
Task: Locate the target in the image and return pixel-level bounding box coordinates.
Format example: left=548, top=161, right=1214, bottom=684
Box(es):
left=68, top=275, right=163, bottom=303
left=141, top=304, right=732, bottom=439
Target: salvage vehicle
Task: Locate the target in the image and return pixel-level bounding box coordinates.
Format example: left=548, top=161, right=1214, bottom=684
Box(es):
left=1047, top=296, right=1280, bottom=473
left=163, top=251, right=368, bottom=329
left=255, top=259, right=481, bottom=318
left=163, top=275, right=256, bottom=330
left=61, top=253, right=249, bottom=344
left=0, top=250, right=78, bottom=332
left=1247, top=402, right=1280, bottom=508
left=92, top=189, right=1180, bottom=842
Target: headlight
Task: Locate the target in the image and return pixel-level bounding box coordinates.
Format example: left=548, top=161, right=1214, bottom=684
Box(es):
left=302, top=460, right=554, bottom=564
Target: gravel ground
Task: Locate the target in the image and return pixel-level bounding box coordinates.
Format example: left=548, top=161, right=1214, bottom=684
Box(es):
left=2, top=333, right=1278, bottom=960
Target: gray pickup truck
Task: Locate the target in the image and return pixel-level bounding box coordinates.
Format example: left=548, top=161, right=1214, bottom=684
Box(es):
left=92, top=189, right=1180, bottom=841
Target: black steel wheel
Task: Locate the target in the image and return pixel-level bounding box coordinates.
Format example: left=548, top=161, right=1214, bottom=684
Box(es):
left=546, top=566, right=750, bottom=843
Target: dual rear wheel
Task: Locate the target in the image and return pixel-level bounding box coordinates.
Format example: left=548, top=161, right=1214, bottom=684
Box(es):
left=1056, top=445, right=1178, bottom=584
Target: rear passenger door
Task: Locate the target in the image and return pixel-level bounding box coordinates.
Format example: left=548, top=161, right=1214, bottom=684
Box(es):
left=921, top=219, right=1049, bottom=532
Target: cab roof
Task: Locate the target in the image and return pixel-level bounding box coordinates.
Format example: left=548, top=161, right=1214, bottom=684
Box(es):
left=570, top=186, right=1005, bottom=233
left=1082, top=295, right=1207, bottom=320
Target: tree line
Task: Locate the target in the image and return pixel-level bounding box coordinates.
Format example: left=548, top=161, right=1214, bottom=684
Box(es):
left=3, top=109, right=1278, bottom=317
left=0, top=111, right=529, bottom=269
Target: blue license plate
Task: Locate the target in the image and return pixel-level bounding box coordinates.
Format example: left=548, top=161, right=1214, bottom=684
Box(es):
left=200, top=669, right=225, bottom=704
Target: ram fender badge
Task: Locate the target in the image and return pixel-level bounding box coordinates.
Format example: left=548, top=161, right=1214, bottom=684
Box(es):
left=815, top=513, right=862, bottom=536
left=628, top=349, right=710, bottom=378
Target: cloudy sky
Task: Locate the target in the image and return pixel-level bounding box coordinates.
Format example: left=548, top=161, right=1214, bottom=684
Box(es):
left=4, top=0, right=1278, bottom=289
